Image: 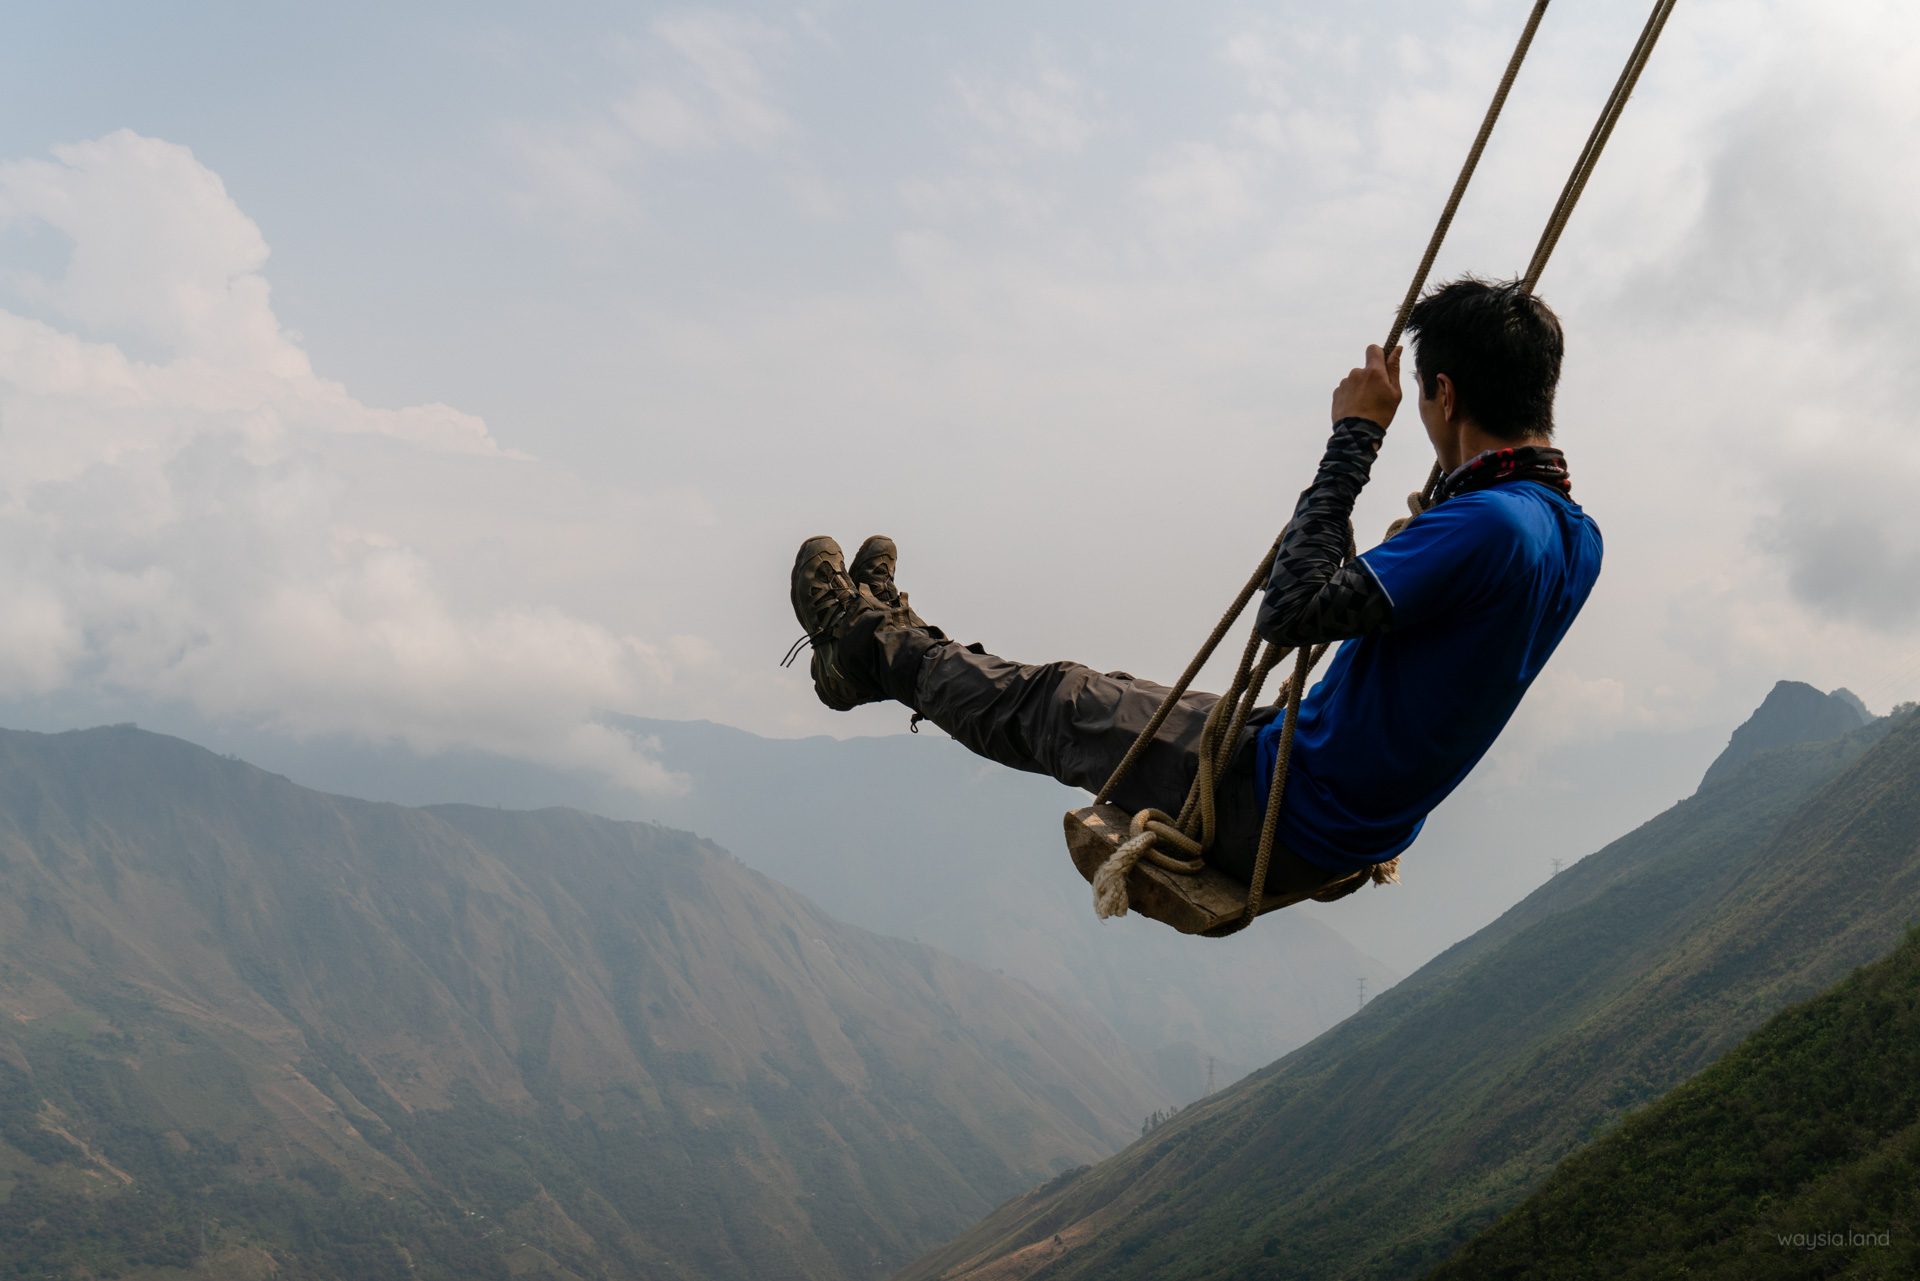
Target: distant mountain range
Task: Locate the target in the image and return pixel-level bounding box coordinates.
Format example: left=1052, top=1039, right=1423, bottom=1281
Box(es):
left=602, top=716, right=1398, bottom=1091
left=903, top=690, right=1920, bottom=1280
left=11, top=709, right=1400, bottom=1098
left=0, top=671, right=1784, bottom=1076
left=0, top=725, right=1165, bottom=1280
left=0, top=681, right=1884, bottom=1278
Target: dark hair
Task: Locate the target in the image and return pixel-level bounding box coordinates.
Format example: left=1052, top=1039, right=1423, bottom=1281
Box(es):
left=1406, top=276, right=1563, bottom=441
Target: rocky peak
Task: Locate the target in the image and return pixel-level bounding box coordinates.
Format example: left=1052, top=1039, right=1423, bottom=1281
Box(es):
left=1698, top=680, right=1872, bottom=791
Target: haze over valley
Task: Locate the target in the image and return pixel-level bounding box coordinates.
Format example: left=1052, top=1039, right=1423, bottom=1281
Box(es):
left=4, top=0, right=1920, bottom=1276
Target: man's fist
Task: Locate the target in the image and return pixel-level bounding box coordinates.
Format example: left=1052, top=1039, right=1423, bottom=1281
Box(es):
left=1330, top=344, right=1403, bottom=428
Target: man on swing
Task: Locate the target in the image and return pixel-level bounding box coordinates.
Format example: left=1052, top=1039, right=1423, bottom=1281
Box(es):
left=785, top=277, right=1603, bottom=904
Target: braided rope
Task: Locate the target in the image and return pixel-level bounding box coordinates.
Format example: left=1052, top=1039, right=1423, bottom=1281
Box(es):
left=1384, top=0, right=1553, bottom=354
left=1413, top=0, right=1680, bottom=515
left=1523, top=0, right=1679, bottom=290
left=1237, top=643, right=1321, bottom=928
left=1092, top=544, right=1276, bottom=807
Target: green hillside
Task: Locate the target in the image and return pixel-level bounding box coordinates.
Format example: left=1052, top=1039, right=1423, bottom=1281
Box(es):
left=1431, top=927, right=1920, bottom=1279
left=901, top=709, right=1920, bottom=1281
left=0, top=725, right=1163, bottom=1280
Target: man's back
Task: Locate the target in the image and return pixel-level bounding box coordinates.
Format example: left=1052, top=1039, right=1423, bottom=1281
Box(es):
left=1260, top=482, right=1603, bottom=868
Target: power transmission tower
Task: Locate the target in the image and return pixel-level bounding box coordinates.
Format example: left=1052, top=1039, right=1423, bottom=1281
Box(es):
left=1356, top=976, right=1368, bottom=1011
left=1205, top=1056, right=1216, bottom=1096
left=1551, top=858, right=1565, bottom=877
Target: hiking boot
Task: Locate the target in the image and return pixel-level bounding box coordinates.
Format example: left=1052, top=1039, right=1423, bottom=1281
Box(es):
left=785, top=536, right=887, bottom=711
left=850, top=535, right=928, bottom=627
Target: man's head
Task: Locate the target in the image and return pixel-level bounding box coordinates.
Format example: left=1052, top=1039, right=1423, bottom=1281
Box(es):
left=1406, top=277, right=1563, bottom=446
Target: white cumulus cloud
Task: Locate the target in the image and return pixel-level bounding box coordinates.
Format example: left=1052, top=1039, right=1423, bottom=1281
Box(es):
left=0, top=131, right=687, bottom=795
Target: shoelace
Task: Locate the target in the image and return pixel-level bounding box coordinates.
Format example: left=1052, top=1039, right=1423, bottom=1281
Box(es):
left=779, top=630, right=819, bottom=668
left=783, top=570, right=901, bottom=669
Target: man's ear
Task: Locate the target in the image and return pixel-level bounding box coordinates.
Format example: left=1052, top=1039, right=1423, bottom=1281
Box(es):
left=1434, top=373, right=1458, bottom=425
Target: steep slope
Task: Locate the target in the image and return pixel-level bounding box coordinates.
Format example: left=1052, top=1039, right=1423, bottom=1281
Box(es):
left=901, top=709, right=1920, bottom=1281
left=1699, top=680, right=1869, bottom=788
left=1, top=678, right=1739, bottom=981
left=127, top=710, right=1399, bottom=1095
left=0, top=725, right=1161, bottom=1280
left=1431, top=928, right=1920, bottom=1280
left=609, top=717, right=1396, bottom=1087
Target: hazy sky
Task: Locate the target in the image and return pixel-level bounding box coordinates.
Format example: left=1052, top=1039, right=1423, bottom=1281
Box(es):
left=2, top=0, right=1917, bottom=804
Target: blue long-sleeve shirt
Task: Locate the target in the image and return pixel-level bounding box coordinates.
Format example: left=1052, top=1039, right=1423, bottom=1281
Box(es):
left=1253, top=418, right=1603, bottom=869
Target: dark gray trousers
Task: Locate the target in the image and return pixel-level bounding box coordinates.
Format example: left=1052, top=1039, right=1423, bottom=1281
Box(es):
left=852, top=618, right=1354, bottom=899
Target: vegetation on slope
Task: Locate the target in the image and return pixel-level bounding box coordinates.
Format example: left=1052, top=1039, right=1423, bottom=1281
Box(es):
left=0, top=1044, right=504, bottom=1280
left=0, top=725, right=1162, bottom=1279
left=1433, top=927, right=1920, bottom=1280
left=902, top=712, right=1920, bottom=1281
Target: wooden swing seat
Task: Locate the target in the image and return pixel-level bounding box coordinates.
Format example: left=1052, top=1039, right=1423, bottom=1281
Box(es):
left=1064, top=805, right=1340, bottom=937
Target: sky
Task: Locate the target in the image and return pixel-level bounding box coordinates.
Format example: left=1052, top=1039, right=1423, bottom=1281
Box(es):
left=1, top=1, right=1918, bottom=851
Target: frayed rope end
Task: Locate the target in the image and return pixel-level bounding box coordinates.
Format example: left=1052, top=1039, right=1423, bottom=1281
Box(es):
left=1093, top=832, right=1154, bottom=919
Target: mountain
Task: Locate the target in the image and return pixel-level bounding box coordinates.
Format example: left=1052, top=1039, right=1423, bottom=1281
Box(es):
left=1431, top=926, right=1920, bottom=1279
left=899, top=701, right=1920, bottom=1281
left=604, top=717, right=1396, bottom=1090
left=21, top=707, right=1398, bottom=1098
left=0, top=725, right=1164, bottom=1280
left=1698, top=680, right=1869, bottom=789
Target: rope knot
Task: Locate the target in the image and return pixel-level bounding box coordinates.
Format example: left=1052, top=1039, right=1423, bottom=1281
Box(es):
left=1092, top=809, right=1200, bottom=919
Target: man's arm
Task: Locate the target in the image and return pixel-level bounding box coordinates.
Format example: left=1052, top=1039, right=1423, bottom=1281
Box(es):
left=1255, top=344, right=1403, bottom=648
left=1255, top=417, right=1394, bottom=646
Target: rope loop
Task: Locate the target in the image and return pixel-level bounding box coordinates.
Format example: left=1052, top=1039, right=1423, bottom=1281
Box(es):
left=1140, top=814, right=1205, bottom=865
left=1091, top=808, right=1208, bottom=921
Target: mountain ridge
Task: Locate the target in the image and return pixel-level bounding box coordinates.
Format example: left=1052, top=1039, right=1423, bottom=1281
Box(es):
left=901, top=708, right=1920, bottom=1280
left=0, top=723, right=1164, bottom=1279
left=1698, top=679, right=1870, bottom=789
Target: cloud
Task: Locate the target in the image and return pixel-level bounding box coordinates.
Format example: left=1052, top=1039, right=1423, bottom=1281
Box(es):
left=893, top=50, right=1102, bottom=230
left=1758, top=461, right=1920, bottom=631
left=616, top=13, right=793, bottom=151
left=503, top=118, right=645, bottom=225
left=1595, top=0, right=1920, bottom=637
left=0, top=131, right=686, bottom=794
left=16, top=0, right=1920, bottom=775
left=954, top=59, right=1100, bottom=154
left=1134, top=142, right=1265, bottom=237
left=505, top=10, right=796, bottom=223
left=10, top=0, right=1913, bottom=973
left=0, top=132, right=509, bottom=460
left=897, top=170, right=1060, bottom=225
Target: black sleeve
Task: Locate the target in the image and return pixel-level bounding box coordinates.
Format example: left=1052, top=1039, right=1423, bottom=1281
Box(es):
left=1255, top=416, right=1395, bottom=647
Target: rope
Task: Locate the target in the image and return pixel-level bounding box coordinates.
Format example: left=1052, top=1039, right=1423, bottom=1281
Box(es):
left=1412, top=0, right=1679, bottom=512
left=1240, top=644, right=1320, bottom=927
left=1089, top=0, right=1677, bottom=928
left=1384, top=0, right=1553, bottom=354
left=1092, top=545, right=1276, bottom=806
left=1522, top=0, right=1679, bottom=290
